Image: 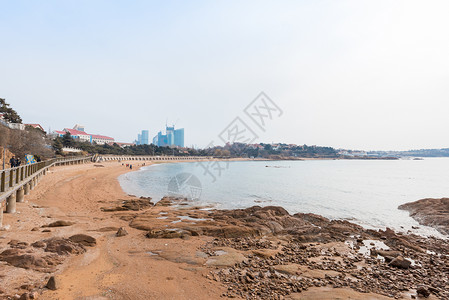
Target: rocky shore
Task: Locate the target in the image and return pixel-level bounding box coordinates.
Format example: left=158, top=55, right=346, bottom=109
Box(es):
left=399, top=198, right=449, bottom=235
left=1, top=162, right=448, bottom=299
left=128, top=197, right=449, bottom=299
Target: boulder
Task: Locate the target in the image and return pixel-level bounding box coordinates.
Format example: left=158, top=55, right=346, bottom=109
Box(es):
left=8, top=240, right=29, bottom=249
left=44, top=238, right=86, bottom=255
left=31, top=241, right=46, bottom=248
left=416, top=286, right=430, bottom=298
left=389, top=256, right=411, bottom=269
left=0, top=248, right=63, bottom=272
left=68, top=234, right=96, bottom=247
left=116, top=227, right=128, bottom=237
left=43, top=221, right=74, bottom=227
left=46, top=276, right=59, bottom=290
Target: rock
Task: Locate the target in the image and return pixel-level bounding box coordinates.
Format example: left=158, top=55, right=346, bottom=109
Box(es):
left=68, top=234, right=96, bottom=247
left=95, top=227, right=119, bottom=232
left=19, top=293, right=31, bottom=300
left=44, top=238, right=86, bottom=255
left=43, top=220, right=74, bottom=227
left=102, top=198, right=154, bottom=212
left=416, top=286, right=430, bottom=298
left=399, top=198, right=449, bottom=235
left=0, top=248, right=63, bottom=272
left=274, top=264, right=300, bottom=275
left=19, top=292, right=38, bottom=300
left=42, top=229, right=51, bottom=233
left=8, top=240, right=29, bottom=249
left=371, top=249, right=402, bottom=258
left=116, top=227, right=128, bottom=237
left=146, top=229, right=191, bottom=239
left=388, top=256, right=411, bottom=269
left=205, top=248, right=247, bottom=267
left=31, top=241, right=46, bottom=248
left=31, top=227, right=39, bottom=231
left=46, top=276, right=59, bottom=290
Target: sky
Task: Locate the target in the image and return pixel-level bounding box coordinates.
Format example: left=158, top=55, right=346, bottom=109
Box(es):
left=1, top=0, right=448, bottom=150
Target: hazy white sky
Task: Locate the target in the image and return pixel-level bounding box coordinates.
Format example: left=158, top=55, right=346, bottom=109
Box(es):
left=1, top=0, right=448, bottom=150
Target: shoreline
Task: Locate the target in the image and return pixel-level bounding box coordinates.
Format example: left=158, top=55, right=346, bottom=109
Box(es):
left=119, top=159, right=448, bottom=240
left=0, top=160, right=448, bottom=299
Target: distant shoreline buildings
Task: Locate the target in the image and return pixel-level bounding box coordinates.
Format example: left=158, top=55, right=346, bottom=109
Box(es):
left=52, top=124, right=115, bottom=145
left=134, top=125, right=185, bottom=148
left=135, top=130, right=149, bottom=145
left=152, top=125, right=184, bottom=147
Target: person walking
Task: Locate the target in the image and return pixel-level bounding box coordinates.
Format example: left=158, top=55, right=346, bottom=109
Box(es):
left=9, top=156, right=16, bottom=168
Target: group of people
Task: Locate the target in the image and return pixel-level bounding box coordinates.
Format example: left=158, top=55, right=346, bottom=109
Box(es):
left=9, top=156, right=22, bottom=168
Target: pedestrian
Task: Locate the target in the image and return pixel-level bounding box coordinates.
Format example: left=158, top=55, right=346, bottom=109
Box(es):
left=15, top=158, right=21, bottom=167
left=130, top=164, right=132, bottom=169
left=9, top=156, right=16, bottom=168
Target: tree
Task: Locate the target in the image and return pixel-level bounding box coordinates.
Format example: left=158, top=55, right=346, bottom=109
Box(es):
left=62, top=132, right=74, bottom=147
left=53, top=138, right=63, bottom=155
left=0, top=98, right=22, bottom=123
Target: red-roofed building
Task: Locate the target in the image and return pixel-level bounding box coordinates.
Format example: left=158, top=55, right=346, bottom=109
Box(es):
left=25, top=124, right=45, bottom=132
left=91, top=134, right=114, bottom=144
left=51, top=125, right=115, bottom=145
left=63, top=128, right=92, bottom=143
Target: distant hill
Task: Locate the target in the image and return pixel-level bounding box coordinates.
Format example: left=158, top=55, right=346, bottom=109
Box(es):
left=367, top=148, right=449, bottom=158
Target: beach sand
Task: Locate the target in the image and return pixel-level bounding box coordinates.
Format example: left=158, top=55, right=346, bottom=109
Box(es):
left=0, top=161, right=225, bottom=300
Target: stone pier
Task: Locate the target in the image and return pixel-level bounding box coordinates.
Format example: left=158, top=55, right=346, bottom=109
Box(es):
left=0, top=203, right=3, bottom=227
left=24, top=182, right=30, bottom=195
left=6, top=193, right=16, bottom=213
left=16, top=187, right=24, bottom=203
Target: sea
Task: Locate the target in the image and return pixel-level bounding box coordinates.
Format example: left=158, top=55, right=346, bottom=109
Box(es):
left=118, top=158, right=449, bottom=238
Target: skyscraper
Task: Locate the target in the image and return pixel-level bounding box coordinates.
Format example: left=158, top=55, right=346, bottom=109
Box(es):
left=136, top=130, right=149, bottom=145
left=174, top=128, right=184, bottom=147
left=152, top=125, right=184, bottom=147
left=141, top=130, right=149, bottom=145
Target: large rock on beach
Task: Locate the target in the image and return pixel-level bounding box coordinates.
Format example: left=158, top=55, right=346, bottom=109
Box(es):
left=399, top=198, right=449, bottom=235
left=0, top=248, right=63, bottom=272
left=388, top=256, right=411, bottom=269
left=44, top=238, right=86, bottom=255
left=46, top=276, right=59, bottom=290
left=43, top=220, right=75, bottom=227
left=68, top=234, right=96, bottom=247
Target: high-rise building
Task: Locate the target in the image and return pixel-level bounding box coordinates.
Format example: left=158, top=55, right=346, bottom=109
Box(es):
left=152, top=125, right=184, bottom=147
left=136, top=130, right=150, bottom=145
left=141, top=130, right=149, bottom=145
left=174, top=128, right=184, bottom=147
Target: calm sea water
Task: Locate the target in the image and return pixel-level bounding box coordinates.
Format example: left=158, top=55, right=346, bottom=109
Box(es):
left=119, top=158, right=449, bottom=238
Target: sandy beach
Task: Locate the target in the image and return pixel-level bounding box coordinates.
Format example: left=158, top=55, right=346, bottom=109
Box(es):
left=0, top=161, right=225, bottom=299
left=1, top=161, right=448, bottom=300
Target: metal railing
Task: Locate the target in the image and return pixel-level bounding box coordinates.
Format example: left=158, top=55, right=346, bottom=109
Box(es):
left=0, top=156, right=92, bottom=203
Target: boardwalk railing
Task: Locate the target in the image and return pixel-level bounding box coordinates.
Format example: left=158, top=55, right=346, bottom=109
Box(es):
left=96, top=155, right=213, bottom=162
left=0, top=156, right=92, bottom=225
